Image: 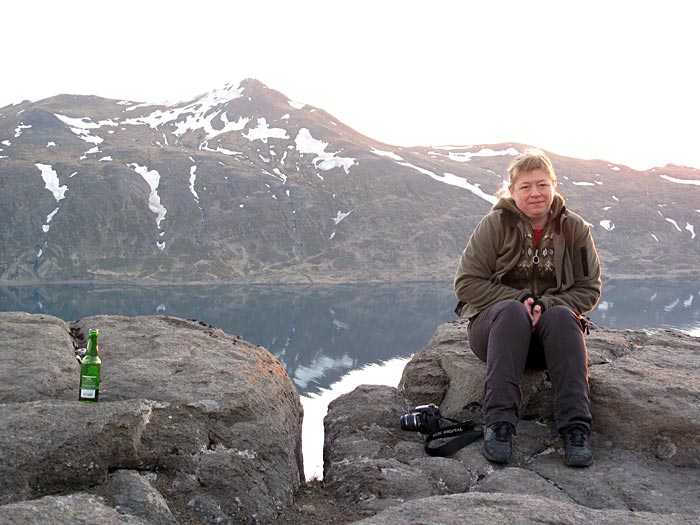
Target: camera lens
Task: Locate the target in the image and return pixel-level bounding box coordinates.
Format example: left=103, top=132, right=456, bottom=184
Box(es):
left=400, top=412, right=421, bottom=431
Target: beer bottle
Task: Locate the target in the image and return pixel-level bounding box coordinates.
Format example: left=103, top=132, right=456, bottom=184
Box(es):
left=78, top=329, right=101, bottom=402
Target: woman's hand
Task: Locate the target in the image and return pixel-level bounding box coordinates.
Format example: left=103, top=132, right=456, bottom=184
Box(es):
left=523, top=297, right=543, bottom=328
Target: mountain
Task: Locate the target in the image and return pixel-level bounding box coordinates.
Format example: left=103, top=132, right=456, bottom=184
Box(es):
left=0, top=79, right=698, bottom=284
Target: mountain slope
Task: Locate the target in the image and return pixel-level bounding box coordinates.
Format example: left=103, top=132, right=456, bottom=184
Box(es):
left=0, top=79, right=698, bottom=283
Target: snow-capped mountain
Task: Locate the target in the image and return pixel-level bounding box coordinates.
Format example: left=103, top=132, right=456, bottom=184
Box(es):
left=0, top=78, right=698, bottom=283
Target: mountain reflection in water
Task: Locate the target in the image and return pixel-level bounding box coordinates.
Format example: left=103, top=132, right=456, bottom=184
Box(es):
left=0, top=280, right=698, bottom=396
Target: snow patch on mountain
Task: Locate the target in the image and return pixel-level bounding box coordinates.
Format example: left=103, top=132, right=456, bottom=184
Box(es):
left=243, top=118, right=289, bottom=142
left=34, top=163, right=68, bottom=259
left=200, top=141, right=242, bottom=156
left=398, top=162, right=497, bottom=205
left=333, top=210, right=353, bottom=225
left=370, top=147, right=403, bottom=161
left=14, top=123, right=32, bottom=138
left=430, top=146, right=519, bottom=162
left=600, top=220, right=615, bottom=231
left=294, top=128, right=356, bottom=174
left=572, top=181, right=595, bottom=186
left=271, top=168, right=288, bottom=183
left=665, top=218, right=682, bottom=232
left=660, top=174, right=700, bottom=186
left=55, top=114, right=108, bottom=159
left=121, top=83, right=245, bottom=137
left=128, top=163, right=167, bottom=249
left=43, top=208, right=59, bottom=233
left=189, top=165, right=200, bottom=203
left=686, top=223, right=696, bottom=239
left=36, top=163, right=67, bottom=202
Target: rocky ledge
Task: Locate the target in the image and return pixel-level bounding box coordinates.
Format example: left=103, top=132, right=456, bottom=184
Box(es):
left=323, top=320, right=700, bottom=524
left=1, top=312, right=699, bottom=524
left=0, top=312, right=303, bottom=524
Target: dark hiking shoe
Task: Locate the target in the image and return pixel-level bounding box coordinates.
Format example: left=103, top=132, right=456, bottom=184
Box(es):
left=561, top=424, right=593, bottom=467
left=482, top=421, right=515, bottom=464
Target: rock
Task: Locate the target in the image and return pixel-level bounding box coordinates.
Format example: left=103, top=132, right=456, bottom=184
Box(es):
left=349, top=493, right=698, bottom=525
left=0, top=311, right=78, bottom=402
left=0, top=398, right=160, bottom=505
left=323, top=384, right=474, bottom=513
left=472, top=466, right=575, bottom=503
left=589, top=329, right=700, bottom=467
left=96, top=470, right=177, bottom=525
left=4, top=309, right=700, bottom=524
left=0, top=312, right=303, bottom=524
left=0, top=493, right=152, bottom=524
left=397, top=320, right=548, bottom=421
left=323, top=321, right=700, bottom=523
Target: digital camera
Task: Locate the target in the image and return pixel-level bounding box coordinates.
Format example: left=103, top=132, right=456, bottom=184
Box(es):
left=399, top=404, right=441, bottom=434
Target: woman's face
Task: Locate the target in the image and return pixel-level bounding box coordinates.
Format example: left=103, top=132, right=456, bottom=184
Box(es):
left=510, top=169, right=555, bottom=225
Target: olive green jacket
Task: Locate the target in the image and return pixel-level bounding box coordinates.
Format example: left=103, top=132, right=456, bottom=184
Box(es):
left=454, top=194, right=602, bottom=319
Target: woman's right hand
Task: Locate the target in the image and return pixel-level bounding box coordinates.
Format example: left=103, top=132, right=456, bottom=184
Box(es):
left=523, top=297, right=542, bottom=328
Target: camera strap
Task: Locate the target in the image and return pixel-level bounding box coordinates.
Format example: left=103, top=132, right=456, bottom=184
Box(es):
left=424, top=419, right=483, bottom=457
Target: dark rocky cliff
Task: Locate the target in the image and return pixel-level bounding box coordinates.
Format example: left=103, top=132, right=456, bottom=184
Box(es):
left=1, top=79, right=698, bottom=283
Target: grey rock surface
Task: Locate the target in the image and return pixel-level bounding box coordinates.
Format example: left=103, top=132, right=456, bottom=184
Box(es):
left=0, top=311, right=78, bottom=402
left=322, top=321, right=700, bottom=523
left=96, top=470, right=177, bottom=525
left=589, top=329, right=700, bottom=467
left=3, top=310, right=699, bottom=524
left=0, top=493, right=152, bottom=525
left=350, top=493, right=698, bottom=525
left=0, top=312, right=303, bottom=524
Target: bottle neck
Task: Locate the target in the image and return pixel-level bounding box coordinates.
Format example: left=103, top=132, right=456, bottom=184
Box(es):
left=86, top=333, right=98, bottom=357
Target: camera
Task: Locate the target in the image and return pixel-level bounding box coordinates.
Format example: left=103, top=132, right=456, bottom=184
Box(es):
left=399, top=404, right=441, bottom=434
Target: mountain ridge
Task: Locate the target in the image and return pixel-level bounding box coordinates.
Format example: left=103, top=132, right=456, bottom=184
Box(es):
left=1, top=79, right=698, bottom=284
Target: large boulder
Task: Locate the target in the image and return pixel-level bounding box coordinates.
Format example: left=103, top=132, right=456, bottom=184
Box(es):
left=397, top=320, right=700, bottom=467
left=0, top=312, right=303, bottom=524
left=321, top=320, right=700, bottom=523
left=0, top=311, right=78, bottom=401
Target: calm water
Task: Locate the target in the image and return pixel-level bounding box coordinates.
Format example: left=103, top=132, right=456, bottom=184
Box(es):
left=2, top=279, right=698, bottom=479
left=1, top=280, right=698, bottom=392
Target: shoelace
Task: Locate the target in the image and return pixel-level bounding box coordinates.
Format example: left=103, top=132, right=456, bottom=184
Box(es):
left=492, top=422, right=514, bottom=441
left=566, top=427, right=587, bottom=447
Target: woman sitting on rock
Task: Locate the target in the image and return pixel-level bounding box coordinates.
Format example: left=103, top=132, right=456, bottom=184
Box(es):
left=454, top=148, right=601, bottom=467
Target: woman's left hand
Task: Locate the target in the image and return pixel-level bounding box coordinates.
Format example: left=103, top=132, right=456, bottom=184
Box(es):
left=523, top=297, right=542, bottom=328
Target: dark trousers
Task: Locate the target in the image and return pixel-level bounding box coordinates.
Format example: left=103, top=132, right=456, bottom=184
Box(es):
left=467, top=300, right=591, bottom=432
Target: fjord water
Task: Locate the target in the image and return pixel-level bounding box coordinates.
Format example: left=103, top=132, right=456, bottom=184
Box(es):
left=2, top=280, right=698, bottom=479
left=2, top=281, right=697, bottom=390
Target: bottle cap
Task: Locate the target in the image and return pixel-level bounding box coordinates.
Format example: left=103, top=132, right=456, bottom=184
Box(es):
left=89, top=329, right=98, bottom=336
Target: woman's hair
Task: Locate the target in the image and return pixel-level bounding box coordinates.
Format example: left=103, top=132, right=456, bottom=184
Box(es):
left=497, top=148, right=557, bottom=197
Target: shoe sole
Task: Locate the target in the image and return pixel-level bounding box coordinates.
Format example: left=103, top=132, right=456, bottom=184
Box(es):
left=565, top=456, right=593, bottom=467
left=481, top=443, right=510, bottom=464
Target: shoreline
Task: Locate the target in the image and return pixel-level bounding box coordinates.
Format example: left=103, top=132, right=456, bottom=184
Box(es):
left=1, top=273, right=697, bottom=287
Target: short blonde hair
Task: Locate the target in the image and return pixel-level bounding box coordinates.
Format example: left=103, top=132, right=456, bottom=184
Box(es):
left=508, top=148, right=557, bottom=187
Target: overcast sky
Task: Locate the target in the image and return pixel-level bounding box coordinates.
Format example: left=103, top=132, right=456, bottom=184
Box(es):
left=3, top=0, right=698, bottom=170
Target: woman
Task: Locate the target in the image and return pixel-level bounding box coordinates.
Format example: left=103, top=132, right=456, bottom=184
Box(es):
left=454, top=148, right=601, bottom=467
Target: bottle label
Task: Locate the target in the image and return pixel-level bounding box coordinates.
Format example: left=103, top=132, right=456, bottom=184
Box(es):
left=80, top=375, right=97, bottom=398
left=80, top=388, right=96, bottom=399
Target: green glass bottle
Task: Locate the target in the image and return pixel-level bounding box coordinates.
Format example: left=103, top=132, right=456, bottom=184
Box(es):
left=79, top=329, right=101, bottom=402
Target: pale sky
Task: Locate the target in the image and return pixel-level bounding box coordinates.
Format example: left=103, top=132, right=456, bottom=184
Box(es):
left=3, top=0, right=698, bottom=170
